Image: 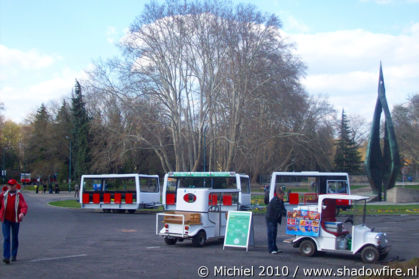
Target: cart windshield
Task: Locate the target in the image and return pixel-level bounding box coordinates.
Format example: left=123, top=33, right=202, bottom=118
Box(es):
left=339, top=199, right=367, bottom=226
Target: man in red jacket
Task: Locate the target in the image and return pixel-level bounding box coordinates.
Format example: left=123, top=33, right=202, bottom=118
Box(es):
left=0, top=179, right=28, bottom=264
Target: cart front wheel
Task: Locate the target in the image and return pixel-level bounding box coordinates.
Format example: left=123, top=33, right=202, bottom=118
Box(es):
left=361, top=246, right=379, bottom=263
left=192, top=230, right=206, bottom=247
left=164, top=238, right=177, bottom=245
left=299, top=239, right=316, bottom=257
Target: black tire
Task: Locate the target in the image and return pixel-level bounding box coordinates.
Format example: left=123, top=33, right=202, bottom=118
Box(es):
left=299, top=239, right=316, bottom=257
left=103, top=209, right=111, bottom=213
left=164, top=238, right=177, bottom=245
left=192, top=230, right=206, bottom=247
left=128, top=210, right=136, bottom=214
left=361, top=246, right=379, bottom=263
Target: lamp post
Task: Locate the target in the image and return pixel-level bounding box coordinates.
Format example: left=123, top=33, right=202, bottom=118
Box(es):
left=66, top=136, right=72, bottom=192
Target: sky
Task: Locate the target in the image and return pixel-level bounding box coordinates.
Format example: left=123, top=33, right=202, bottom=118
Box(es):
left=0, top=0, right=418, bottom=124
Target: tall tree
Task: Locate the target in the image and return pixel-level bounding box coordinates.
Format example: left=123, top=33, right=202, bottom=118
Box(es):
left=334, top=110, right=362, bottom=174
left=53, top=100, right=73, bottom=182
left=71, top=80, right=90, bottom=181
left=24, top=104, right=54, bottom=178
left=393, top=94, right=419, bottom=178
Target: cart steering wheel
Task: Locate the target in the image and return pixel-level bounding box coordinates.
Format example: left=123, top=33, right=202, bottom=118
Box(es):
left=344, top=216, right=354, bottom=225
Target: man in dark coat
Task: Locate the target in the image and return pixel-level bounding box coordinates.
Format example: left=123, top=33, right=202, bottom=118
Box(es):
left=265, top=188, right=287, bottom=254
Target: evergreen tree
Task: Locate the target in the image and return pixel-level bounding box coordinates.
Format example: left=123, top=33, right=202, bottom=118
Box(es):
left=25, top=104, right=54, bottom=177
left=71, top=80, right=90, bottom=181
left=54, top=100, right=73, bottom=182
left=334, top=110, right=362, bottom=174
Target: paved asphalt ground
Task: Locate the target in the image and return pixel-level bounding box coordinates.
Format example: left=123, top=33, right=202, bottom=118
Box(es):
left=0, top=192, right=418, bottom=279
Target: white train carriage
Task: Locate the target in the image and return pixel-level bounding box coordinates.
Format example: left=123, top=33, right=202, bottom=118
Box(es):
left=162, top=172, right=251, bottom=210
left=156, top=172, right=251, bottom=246
left=80, top=174, right=160, bottom=213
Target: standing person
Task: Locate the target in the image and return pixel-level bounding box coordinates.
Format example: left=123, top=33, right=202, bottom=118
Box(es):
left=0, top=179, right=28, bottom=264
left=42, top=183, right=47, bottom=194
left=265, top=188, right=287, bottom=254
left=74, top=183, right=79, bottom=199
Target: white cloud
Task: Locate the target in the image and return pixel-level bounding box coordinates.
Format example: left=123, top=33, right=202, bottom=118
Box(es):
left=288, top=23, right=419, bottom=120
left=0, top=65, right=91, bottom=124
left=0, top=45, right=58, bottom=81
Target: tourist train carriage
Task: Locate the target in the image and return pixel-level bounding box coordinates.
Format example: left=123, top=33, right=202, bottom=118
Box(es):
left=80, top=174, right=160, bottom=213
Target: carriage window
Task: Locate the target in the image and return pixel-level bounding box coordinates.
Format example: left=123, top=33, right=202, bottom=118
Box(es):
left=83, top=179, right=102, bottom=191
left=178, top=177, right=209, bottom=188
left=240, top=177, right=250, bottom=193
left=103, top=178, right=136, bottom=191
left=212, top=177, right=237, bottom=189
left=327, top=180, right=348, bottom=194
left=140, top=178, right=159, bottom=192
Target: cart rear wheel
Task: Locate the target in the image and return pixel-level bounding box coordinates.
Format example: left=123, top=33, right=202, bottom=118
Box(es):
left=192, top=230, right=206, bottom=247
left=164, top=238, right=177, bottom=245
left=299, top=239, right=316, bottom=257
left=361, top=246, right=379, bottom=263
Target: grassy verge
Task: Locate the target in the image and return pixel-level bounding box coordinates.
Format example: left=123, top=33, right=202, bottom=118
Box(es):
left=341, top=205, right=419, bottom=215
left=396, top=184, right=419, bottom=190
left=48, top=199, right=164, bottom=212
left=49, top=199, right=81, bottom=208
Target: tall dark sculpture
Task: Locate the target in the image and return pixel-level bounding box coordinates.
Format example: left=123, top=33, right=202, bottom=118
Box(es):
left=365, top=63, right=400, bottom=201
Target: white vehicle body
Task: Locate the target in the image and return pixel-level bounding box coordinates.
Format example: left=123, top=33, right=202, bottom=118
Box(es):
left=287, top=194, right=390, bottom=263
left=157, top=172, right=251, bottom=246
left=269, top=171, right=351, bottom=209
left=162, top=172, right=251, bottom=210
left=80, top=174, right=160, bottom=212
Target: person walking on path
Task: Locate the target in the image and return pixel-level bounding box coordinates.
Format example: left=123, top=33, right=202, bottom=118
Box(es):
left=265, top=188, right=287, bottom=254
left=0, top=179, right=28, bottom=264
left=74, top=184, right=79, bottom=199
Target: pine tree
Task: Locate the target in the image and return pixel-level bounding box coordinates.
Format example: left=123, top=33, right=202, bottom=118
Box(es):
left=25, top=104, right=54, bottom=176
left=54, top=100, right=73, bottom=182
left=334, top=110, right=362, bottom=174
left=71, top=80, right=90, bottom=181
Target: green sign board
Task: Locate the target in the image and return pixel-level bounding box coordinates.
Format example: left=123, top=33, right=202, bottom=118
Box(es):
left=224, top=211, right=253, bottom=251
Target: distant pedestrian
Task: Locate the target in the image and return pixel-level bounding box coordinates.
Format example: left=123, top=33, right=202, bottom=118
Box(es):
left=43, top=184, right=47, bottom=194
left=74, top=184, right=79, bottom=199
left=54, top=184, right=59, bottom=194
left=35, top=185, right=39, bottom=194
left=0, top=179, right=28, bottom=264
left=48, top=183, right=53, bottom=194
left=266, top=188, right=287, bottom=254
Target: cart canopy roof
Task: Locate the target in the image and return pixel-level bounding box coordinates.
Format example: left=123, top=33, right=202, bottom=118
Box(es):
left=318, top=194, right=368, bottom=205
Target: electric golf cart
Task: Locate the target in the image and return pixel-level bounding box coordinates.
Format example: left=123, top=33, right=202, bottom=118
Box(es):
left=285, top=194, right=390, bottom=263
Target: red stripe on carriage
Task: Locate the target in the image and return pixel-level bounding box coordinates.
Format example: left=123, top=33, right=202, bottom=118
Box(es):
left=103, top=193, right=111, bottom=204
left=114, top=193, right=122, bottom=204
left=82, top=193, right=90, bottom=204
left=93, top=193, right=100, bottom=204
left=166, top=193, right=175, bottom=205
left=125, top=193, right=133, bottom=204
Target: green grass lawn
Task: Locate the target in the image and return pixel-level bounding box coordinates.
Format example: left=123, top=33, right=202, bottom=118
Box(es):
left=49, top=199, right=81, bottom=208
left=48, top=199, right=164, bottom=212
left=396, top=184, right=419, bottom=190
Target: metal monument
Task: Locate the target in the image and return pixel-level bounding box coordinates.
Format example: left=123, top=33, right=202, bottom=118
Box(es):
left=365, top=63, right=400, bottom=201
